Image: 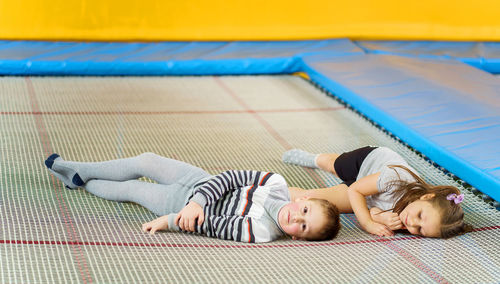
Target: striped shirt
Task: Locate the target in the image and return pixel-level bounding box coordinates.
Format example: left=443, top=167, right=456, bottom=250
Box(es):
left=167, top=170, right=289, bottom=243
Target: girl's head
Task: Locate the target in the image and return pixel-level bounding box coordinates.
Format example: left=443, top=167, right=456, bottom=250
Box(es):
left=390, top=165, right=473, bottom=238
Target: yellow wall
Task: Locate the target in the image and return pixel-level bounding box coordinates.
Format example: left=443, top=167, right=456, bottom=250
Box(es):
left=1, top=0, right=499, bottom=41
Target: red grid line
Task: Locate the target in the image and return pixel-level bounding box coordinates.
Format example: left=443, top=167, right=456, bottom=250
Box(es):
left=211, top=76, right=477, bottom=282
left=25, top=77, right=92, bottom=284
left=16, top=77, right=494, bottom=282
left=0, top=236, right=417, bottom=248
left=382, top=239, right=450, bottom=284
left=213, top=76, right=328, bottom=188
left=1, top=225, right=497, bottom=249
left=0, top=107, right=344, bottom=116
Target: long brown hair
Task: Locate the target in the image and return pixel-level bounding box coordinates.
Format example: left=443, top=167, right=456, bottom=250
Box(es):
left=388, top=165, right=473, bottom=238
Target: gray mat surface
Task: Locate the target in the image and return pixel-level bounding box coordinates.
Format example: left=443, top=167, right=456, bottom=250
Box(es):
left=1, top=75, right=499, bottom=283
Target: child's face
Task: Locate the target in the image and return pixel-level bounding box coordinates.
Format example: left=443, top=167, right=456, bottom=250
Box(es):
left=278, top=197, right=327, bottom=240
left=399, top=197, right=442, bottom=237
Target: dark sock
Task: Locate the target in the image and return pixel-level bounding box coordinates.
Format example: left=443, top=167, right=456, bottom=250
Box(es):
left=44, top=153, right=84, bottom=189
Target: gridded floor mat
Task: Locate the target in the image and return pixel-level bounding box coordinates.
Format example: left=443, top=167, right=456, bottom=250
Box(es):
left=1, top=75, right=499, bottom=283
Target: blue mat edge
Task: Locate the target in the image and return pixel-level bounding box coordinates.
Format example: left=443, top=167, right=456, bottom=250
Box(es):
left=1, top=39, right=498, bottom=202
left=301, top=61, right=500, bottom=202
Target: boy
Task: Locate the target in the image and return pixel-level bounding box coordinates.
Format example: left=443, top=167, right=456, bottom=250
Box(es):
left=45, top=152, right=340, bottom=243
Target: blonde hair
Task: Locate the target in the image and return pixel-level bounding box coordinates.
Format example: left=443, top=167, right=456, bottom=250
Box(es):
left=388, top=165, right=473, bottom=238
left=305, top=198, right=341, bottom=241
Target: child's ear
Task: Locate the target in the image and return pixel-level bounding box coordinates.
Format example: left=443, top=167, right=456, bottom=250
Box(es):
left=420, top=193, right=436, bottom=201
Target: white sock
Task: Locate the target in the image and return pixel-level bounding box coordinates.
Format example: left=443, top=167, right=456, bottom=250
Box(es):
left=282, top=149, right=319, bottom=168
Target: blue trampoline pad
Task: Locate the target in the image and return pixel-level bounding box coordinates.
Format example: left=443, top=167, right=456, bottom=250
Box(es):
left=303, top=53, right=500, bottom=201
left=0, top=39, right=362, bottom=76
left=0, top=39, right=498, bottom=202
left=355, top=40, right=500, bottom=74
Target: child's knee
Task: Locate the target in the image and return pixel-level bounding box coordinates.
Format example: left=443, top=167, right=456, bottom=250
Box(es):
left=317, top=154, right=338, bottom=174
left=138, top=152, right=160, bottom=162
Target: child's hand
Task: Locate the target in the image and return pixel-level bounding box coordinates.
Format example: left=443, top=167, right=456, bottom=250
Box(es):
left=142, top=215, right=169, bottom=235
left=175, top=201, right=204, bottom=232
left=371, top=210, right=403, bottom=231
left=364, top=221, right=394, bottom=237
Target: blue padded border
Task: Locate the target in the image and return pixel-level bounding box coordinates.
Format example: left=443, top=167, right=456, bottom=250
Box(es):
left=355, top=41, right=500, bottom=74
left=0, top=40, right=499, bottom=201
left=0, top=40, right=362, bottom=76
left=302, top=53, right=500, bottom=202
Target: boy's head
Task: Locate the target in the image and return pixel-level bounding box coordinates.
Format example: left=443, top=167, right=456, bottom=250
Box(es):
left=278, top=196, right=340, bottom=241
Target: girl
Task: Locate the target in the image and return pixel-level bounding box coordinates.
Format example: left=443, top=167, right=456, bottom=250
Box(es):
left=283, top=146, right=472, bottom=238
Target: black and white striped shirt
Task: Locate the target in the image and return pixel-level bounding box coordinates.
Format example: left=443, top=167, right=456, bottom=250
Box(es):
left=169, top=170, right=289, bottom=243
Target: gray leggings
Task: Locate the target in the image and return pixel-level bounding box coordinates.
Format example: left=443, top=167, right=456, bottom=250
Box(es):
left=72, top=153, right=211, bottom=215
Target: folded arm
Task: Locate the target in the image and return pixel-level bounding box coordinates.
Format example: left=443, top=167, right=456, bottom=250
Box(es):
left=370, top=207, right=403, bottom=231
left=190, top=170, right=266, bottom=207
left=178, top=170, right=269, bottom=232
left=348, top=173, right=394, bottom=237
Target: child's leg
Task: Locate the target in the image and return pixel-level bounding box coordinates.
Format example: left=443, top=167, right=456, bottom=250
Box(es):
left=282, top=149, right=320, bottom=168
left=282, top=149, right=340, bottom=174
left=84, top=179, right=187, bottom=216
left=315, top=153, right=340, bottom=175
left=284, top=147, right=377, bottom=213
left=289, top=184, right=352, bottom=213
left=332, top=146, right=377, bottom=186
left=45, top=152, right=209, bottom=189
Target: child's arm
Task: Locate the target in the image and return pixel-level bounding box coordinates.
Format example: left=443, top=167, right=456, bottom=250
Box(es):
left=348, top=173, right=394, bottom=237
left=175, top=201, right=204, bottom=232
left=142, top=215, right=170, bottom=234
left=204, top=215, right=277, bottom=243
left=370, top=207, right=403, bottom=231
left=190, top=170, right=268, bottom=207
left=142, top=213, right=275, bottom=243
left=178, top=170, right=270, bottom=232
